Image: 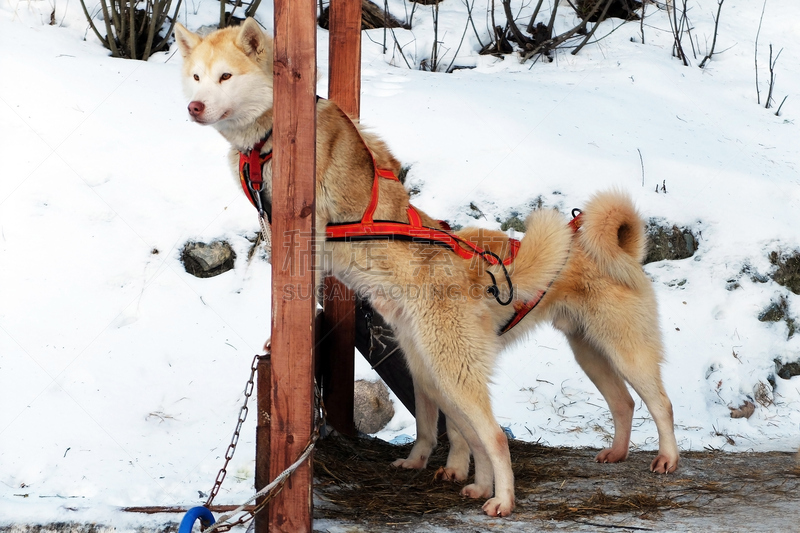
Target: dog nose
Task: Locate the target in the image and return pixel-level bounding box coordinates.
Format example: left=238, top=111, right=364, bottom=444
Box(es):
left=188, top=101, right=205, bottom=117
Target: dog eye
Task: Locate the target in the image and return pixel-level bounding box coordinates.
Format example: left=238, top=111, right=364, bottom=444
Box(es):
left=193, top=74, right=199, bottom=81
left=220, top=73, right=232, bottom=82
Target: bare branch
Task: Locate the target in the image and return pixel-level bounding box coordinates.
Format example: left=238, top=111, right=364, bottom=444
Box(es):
left=526, top=0, right=545, bottom=34
left=571, top=0, right=614, bottom=56
left=754, top=0, right=767, bottom=105
left=765, top=44, right=783, bottom=109
left=775, top=95, right=788, bottom=117
left=699, top=0, right=724, bottom=68
left=502, top=0, right=533, bottom=49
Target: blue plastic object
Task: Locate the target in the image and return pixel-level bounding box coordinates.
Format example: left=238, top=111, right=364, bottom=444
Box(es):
left=178, top=506, right=216, bottom=533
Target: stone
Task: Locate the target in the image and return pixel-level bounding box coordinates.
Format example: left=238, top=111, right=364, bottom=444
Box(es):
left=353, top=379, right=395, bottom=435
left=775, top=359, right=800, bottom=380
left=181, top=241, right=236, bottom=278
left=644, top=219, right=698, bottom=264
left=769, top=250, right=800, bottom=295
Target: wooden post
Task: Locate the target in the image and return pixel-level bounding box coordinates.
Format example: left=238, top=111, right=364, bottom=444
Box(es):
left=321, top=0, right=362, bottom=437
left=270, top=0, right=317, bottom=531
left=254, top=354, right=271, bottom=532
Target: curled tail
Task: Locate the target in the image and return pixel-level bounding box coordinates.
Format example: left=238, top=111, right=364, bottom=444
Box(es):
left=578, top=190, right=647, bottom=289
left=502, top=208, right=573, bottom=301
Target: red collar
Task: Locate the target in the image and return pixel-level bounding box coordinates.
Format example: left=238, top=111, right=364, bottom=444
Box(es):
left=238, top=130, right=273, bottom=212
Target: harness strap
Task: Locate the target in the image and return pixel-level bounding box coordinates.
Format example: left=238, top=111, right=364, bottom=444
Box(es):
left=238, top=130, right=273, bottom=215
left=499, top=211, right=583, bottom=334
left=326, top=220, right=515, bottom=266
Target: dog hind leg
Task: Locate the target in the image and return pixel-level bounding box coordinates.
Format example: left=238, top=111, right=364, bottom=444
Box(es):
left=588, top=327, right=680, bottom=473
left=567, top=332, right=635, bottom=464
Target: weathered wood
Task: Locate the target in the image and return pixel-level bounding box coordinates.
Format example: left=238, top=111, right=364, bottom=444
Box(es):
left=328, top=0, right=362, bottom=117
left=270, top=0, right=317, bottom=530
left=321, top=0, right=362, bottom=437
left=320, top=279, right=357, bottom=435
left=255, top=354, right=271, bottom=532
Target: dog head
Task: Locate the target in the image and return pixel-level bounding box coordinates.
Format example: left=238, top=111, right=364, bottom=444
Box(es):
left=174, top=18, right=274, bottom=132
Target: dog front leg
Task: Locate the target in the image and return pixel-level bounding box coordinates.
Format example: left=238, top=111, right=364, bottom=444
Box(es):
left=392, top=384, right=439, bottom=470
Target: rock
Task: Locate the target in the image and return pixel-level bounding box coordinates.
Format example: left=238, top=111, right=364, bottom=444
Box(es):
left=500, top=214, right=526, bottom=233
left=644, top=219, right=698, bottom=264
left=769, top=250, right=800, bottom=295
left=775, top=359, right=800, bottom=380
left=181, top=241, right=236, bottom=278
left=758, top=296, right=796, bottom=339
left=353, top=379, right=395, bottom=435
left=759, top=299, right=787, bottom=323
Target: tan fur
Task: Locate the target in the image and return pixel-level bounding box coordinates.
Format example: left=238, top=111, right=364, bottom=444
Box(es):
left=175, top=19, right=679, bottom=518
left=578, top=189, right=648, bottom=289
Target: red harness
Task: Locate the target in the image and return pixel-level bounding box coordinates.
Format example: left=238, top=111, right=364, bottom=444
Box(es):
left=237, top=128, right=581, bottom=335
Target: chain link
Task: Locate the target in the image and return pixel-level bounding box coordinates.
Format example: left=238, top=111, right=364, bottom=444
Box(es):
left=205, top=353, right=261, bottom=509
left=258, top=212, right=271, bottom=262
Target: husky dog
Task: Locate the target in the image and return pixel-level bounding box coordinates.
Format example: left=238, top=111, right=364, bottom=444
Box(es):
left=174, top=18, right=679, bottom=517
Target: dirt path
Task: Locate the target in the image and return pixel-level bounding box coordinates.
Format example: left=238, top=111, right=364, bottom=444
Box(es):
left=312, top=436, right=800, bottom=532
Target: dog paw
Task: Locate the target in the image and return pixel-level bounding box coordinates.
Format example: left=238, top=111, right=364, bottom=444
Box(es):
left=482, top=496, right=515, bottom=517
left=434, top=466, right=468, bottom=483
left=595, top=447, right=629, bottom=464
left=392, top=457, right=426, bottom=470
left=650, top=454, right=679, bottom=474
left=460, top=483, right=492, bottom=500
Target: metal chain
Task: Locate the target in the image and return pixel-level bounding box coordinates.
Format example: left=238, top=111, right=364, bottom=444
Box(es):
left=204, top=384, right=326, bottom=532
left=205, top=353, right=261, bottom=509
left=258, top=212, right=271, bottom=261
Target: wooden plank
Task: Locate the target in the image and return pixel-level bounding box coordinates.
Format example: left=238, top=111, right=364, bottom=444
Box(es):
left=322, top=0, right=362, bottom=437
left=255, top=354, right=271, bottom=532
left=328, top=0, right=362, bottom=117
left=320, top=279, right=356, bottom=435
left=270, top=0, right=317, bottom=531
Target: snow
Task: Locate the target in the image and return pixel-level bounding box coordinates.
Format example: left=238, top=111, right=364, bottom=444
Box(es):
left=1, top=0, right=799, bottom=529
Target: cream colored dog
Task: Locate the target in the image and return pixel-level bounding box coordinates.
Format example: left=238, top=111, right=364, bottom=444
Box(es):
left=174, top=19, right=679, bottom=517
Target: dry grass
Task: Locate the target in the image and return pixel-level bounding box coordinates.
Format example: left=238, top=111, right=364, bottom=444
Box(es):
left=538, top=489, right=679, bottom=520
left=313, top=434, right=800, bottom=527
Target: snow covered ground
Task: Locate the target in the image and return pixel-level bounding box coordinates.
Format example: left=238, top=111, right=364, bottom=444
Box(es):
left=1, top=0, right=799, bottom=529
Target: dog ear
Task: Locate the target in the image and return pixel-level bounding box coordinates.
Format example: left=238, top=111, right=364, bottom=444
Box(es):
left=173, top=23, right=201, bottom=59
left=238, top=17, right=272, bottom=64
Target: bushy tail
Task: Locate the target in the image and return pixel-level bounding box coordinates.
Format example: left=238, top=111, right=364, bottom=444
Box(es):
left=578, top=189, right=647, bottom=289
left=501, top=208, right=573, bottom=302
